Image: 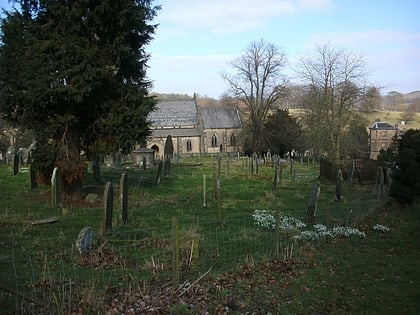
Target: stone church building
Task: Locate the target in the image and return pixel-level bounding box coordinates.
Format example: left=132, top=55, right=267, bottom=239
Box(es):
left=146, top=100, right=243, bottom=157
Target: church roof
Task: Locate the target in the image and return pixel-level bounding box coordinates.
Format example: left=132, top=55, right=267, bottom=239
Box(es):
left=200, top=108, right=242, bottom=129
left=148, top=100, right=197, bottom=127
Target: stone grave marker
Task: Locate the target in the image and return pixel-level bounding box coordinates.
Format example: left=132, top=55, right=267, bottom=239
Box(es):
left=29, top=164, right=37, bottom=190
left=13, top=153, right=19, bottom=175
left=102, top=182, right=113, bottom=235
left=76, top=227, right=94, bottom=255
left=120, top=172, right=128, bottom=225
left=51, top=167, right=62, bottom=207
left=307, top=181, right=320, bottom=223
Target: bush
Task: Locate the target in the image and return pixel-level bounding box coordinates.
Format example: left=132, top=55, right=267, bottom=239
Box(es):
left=389, top=130, right=420, bottom=205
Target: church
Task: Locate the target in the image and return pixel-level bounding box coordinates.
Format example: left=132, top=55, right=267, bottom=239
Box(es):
left=146, top=100, right=243, bottom=158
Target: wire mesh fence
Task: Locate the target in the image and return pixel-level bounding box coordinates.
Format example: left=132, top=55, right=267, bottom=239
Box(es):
left=0, top=212, right=306, bottom=313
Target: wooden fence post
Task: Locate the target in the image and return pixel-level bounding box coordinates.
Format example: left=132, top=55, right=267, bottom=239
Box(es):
left=172, top=217, right=180, bottom=287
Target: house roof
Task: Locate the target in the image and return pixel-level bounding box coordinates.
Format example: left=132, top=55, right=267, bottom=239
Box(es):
left=148, top=100, right=197, bottom=127
left=369, top=122, right=397, bottom=130
left=200, top=108, right=242, bottom=129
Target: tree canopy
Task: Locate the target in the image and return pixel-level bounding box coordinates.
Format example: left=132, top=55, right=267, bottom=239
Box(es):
left=0, top=0, right=160, bottom=195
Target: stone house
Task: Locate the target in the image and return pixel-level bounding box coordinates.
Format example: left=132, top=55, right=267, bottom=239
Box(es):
left=369, top=121, right=399, bottom=160
left=146, top=100, right=242, bottom=157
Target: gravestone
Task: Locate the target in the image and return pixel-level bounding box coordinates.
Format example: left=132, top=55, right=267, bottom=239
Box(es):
left=76, top=227, right=94, bottom=255
left=120, top=172, right=128, bottom=225
left=51, top=167, right=62, bottom=207
left=13, top=153, right=19, bottom=175
left=335, top=169, right=343, bottom=202
left=102, top=182, right=113, bottom=235
left=307, top=181, right=321, bottom=223
left=142, top=156, right=147, bottom=170
left=156, top=161, right=163, bottom=184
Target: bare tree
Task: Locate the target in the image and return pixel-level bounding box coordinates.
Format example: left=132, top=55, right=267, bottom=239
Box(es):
left=296, top=43, right=371, bottom=165
left=221, top=39, right=288, bottom=154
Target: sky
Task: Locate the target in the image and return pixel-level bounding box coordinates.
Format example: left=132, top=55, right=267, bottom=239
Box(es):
left=1, top=0, right=419, bottom=98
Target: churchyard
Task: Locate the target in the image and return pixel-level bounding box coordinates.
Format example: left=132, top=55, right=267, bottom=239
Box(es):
left=0, top=155, right=418, bottom=314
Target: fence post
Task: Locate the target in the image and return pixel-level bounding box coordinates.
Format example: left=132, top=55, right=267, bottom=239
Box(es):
left=203, top=174, right=207, bottom=207
left=172, top=217, right=180, bottom=287
left=217, top=178, right=222, bottom=226
left=275, top=208, right=281, bottom=257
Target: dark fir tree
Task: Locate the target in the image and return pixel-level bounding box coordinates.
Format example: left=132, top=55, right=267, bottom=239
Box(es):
left=0, top=0, right=160, bottom=197
left=263, top=109, right=304, bottom=157
left=389, top=129, right=420, bottom=205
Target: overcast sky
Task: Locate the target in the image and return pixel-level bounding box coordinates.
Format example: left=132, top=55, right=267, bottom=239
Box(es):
left=1, top=0, right=419, bottom=98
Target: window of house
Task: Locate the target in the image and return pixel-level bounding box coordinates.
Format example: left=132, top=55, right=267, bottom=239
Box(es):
left=186, top=139, right=192, bottom=151
left=211, top=134, right=217, bottom=147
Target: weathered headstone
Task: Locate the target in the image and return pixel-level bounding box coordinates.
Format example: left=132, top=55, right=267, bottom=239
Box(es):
left=102, top=182, right=113, bottom=235
left=335, top=169, right=343, bottom=202
left=156, top=161, right=163, bottom=184
left=29, top=164, right=37, bottom=190
left=76, top=227, right=94, bottom=255
left=307, top=181, right=321, bottom=223
left=120, top=172, right=128, bottom=225
left=13, top=153, right=19, bottom=175
left=51, top=167, right=62, bottom=207
left=142, top=156, right=147, bottom=170
left=85, top=193, right=99, bottom=204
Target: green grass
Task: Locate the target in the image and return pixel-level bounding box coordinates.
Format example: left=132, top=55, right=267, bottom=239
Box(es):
left=0, top=157, right=419, bottom=314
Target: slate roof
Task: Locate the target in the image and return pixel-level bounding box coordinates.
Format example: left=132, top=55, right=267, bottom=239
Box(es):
left=200, top=108, right=242, bottom=129
left=369, top=122, right=397, bottom=130
left=148, top=100, right=197, bottom=127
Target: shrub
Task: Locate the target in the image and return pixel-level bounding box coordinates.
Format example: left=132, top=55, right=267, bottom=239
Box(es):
left=389, top=129, right=420, bottom=205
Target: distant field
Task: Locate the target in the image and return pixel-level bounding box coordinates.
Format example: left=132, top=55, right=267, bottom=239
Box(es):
left=290, top=109, right=420, bottom=130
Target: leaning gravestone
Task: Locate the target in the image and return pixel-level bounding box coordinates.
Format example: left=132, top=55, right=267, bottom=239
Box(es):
left=76, top=227, right=94, bottom=255
left=120, top=172, right=128, bottom=225
left=102, top=182, right=113, bottom=235
left=51, top=167, right=62, bottom=207
left=13, top=153, right=19, bottom=175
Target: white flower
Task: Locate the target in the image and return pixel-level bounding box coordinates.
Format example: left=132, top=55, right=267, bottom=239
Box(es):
left=373, top=224, right=390, bottom=233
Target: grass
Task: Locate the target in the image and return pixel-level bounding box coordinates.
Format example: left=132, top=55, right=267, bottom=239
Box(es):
left=0, top=157, right=419, bottom=314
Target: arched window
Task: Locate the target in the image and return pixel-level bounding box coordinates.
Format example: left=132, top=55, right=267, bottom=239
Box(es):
left=211, top=134, right=217, bottom=147
left=186, top=139, right=192, bottom=151
left=230, top=133, right=236, bottom=146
